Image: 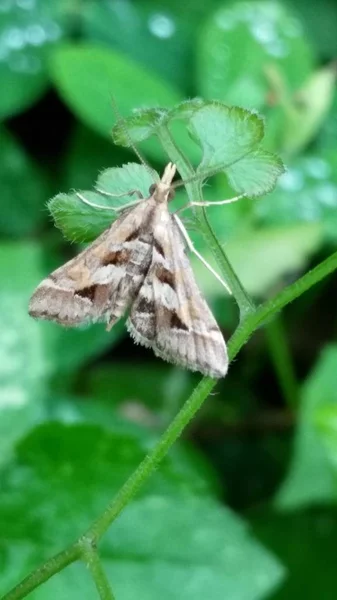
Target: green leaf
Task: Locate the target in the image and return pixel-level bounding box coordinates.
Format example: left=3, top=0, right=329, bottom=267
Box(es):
left=81, top=0, right=195, bottom=91
left=252, top=507, right=337, bottom=600
left=111, top=100, right=206, bottom=147
left=196, top=1, right=314, bottom=110
left=84, top=362, right=196, bottom=422
left=316, top=404, right=337, bottom=474
left=49, top=317, right=125, bottom=376
left=63, top=125, right=130, bottom=191
left=188, top=103, right=284, bottom=197
left=0, top=0, right=65, bottom=118
left=0, top=128, right=49, bottom=236
left=49, top=44, right=182, bottom=140
left=293, top=0, right=337, bottom=58
left=254, top=152, right=337, bottom=238
left=275, top=345, right=337, bottom=509
left=112, top=107, right=167, bottom=145
left=280, top=65, right=337, bottom=155
left=96, top=162, right=156, bottom=196
left=0, top=243, right=48, bottom=462
left=226, top=149, right=285, bottom=197
left=49, top=191, right=117, bottom=243
left=191, top=104, right=264, bottom=167
left=0, top=423, right=284, bottom=599
left=49, top=163, right=156, bottom=243
left=192, top=222, right=323, bottom=298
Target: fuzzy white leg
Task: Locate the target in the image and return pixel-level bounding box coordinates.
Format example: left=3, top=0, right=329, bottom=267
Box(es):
left=176, top=193, right=246, bottom=215
left=95, top=188, right=144, bottom=200
left=76, top=192, right=143, bottom=212
left=173, top=214, right=232, bottom=295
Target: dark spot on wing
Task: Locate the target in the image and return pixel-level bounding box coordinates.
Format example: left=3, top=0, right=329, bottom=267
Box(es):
left=156, top=265, right=175, bottom=289
left=125, top=228, right=140, bottom=242
left=137, top=297, right=155, bottom=315
left=101, top=249, right=131, bottom=266
left=170, top=311, right=189, bottom=331
left=75, top=285, right=97, bottom=302
left=154, top=238, right=165, bottom=258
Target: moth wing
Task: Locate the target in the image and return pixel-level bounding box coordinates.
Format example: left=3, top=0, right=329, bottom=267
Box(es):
left=127, top=215, right=228, bottom=378
left=29, top=201, right=154, bottom=328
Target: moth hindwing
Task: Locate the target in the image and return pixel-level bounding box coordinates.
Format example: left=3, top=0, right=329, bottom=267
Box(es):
left=29, top=163, right=228, bottom=378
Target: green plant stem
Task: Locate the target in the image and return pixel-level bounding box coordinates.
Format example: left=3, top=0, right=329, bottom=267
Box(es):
left=228, top=250, right=337, bottom=360
left=86, top=375, right=214, bottom=541
left=81, top=540, right=116, bottom=600
left=1, top=544, right=80, bottom=600
left=265, top=315, right=299, bottom=409
left=157, top=125, right=255, bottom=319
left=3, top=249, right=337, bottom=600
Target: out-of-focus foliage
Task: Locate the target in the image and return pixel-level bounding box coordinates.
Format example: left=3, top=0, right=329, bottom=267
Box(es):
left=1, top=0, right=337, bottom=598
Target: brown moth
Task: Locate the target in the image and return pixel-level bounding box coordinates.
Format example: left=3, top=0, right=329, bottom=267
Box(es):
left=29, top=163, right=229, bottom=378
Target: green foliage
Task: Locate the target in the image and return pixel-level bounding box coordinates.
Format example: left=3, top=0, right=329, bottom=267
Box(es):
left=252, top=507, right=337, bottom=599
left=0, top=0, right=65, bottom=119
left=49, top=44, right=182, bottom=140
left=0, top=422, right=284, bottom=600
left=276, top=346, right=337, bottom=509
left=197, top=2, right=314, bottom=109
left=0, top=128, right=49, bottom=236
left=197, top=222, right=323, bottom=297
left=2, top=0, right=337, bottom=599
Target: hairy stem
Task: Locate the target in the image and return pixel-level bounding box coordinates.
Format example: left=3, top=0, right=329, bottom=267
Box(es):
left=86, top=375, right=215, bottom=542
left=3, top=248, right=337, bottom=600
left=1, top=544, right=80, bottom=600
left=81, top=540, right=116, bottom=600
left=157, top=125, right=255, bottom=318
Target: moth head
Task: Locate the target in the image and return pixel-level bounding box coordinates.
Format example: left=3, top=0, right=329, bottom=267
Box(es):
left=150, top=163, right=177, bottom=204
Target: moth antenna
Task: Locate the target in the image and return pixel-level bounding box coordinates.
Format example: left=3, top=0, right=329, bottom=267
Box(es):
left=111, top=96, right=157, bottom=181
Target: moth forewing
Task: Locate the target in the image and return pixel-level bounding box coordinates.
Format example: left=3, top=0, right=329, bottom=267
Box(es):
left=29, top=162, right=228, bottom=378
left=127, top=200, right=228, bottom=378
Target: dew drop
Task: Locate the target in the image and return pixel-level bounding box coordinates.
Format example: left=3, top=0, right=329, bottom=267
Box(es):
left=44, top=21, right=62, bottom=41
left=3, top=27, right=26, bottom=50
left=0, top=386, right=27, bottom=408
left=25, top=23, right=46, bottom=46
left=267, top=39, right=289, bottom=58
left=279, top=169, right=304, bottom=192
left=215, top=10, right=236, bottom=31
left=148, top=13, right=175, bottom=39
left=317, top=183, right=337, bottom=207
left=16, top=0, right=35, bottom=9
left=251, top=21, right=276, bottom=44
left=304, top=157, right=331, bottom=179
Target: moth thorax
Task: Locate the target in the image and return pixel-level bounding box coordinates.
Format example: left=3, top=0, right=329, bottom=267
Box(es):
left=150, top=182, right=175, bottom=204
left=150, top=162, right=177, bottom=204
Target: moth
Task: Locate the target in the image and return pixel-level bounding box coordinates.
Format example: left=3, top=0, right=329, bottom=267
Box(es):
left=29, top=163, right=238, bottom=378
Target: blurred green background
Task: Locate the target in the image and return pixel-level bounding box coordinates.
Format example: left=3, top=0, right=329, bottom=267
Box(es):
left=1, top=0, right=337, bottom=598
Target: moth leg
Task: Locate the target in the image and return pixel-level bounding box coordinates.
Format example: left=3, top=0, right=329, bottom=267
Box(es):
left=176, top=193, right=245, bottom=215
left=95, top=188, right=144, bottom=200
left=173, top=214, right=232, bottom=295
left=76, top=192, right=143, bottom=212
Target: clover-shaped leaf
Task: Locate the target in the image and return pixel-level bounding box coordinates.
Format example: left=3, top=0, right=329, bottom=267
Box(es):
left=112, top=108, right=167, bottom=145
left=49, top=163, right=156, bottom=243
left=188, top=103, right=285, bottom=197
